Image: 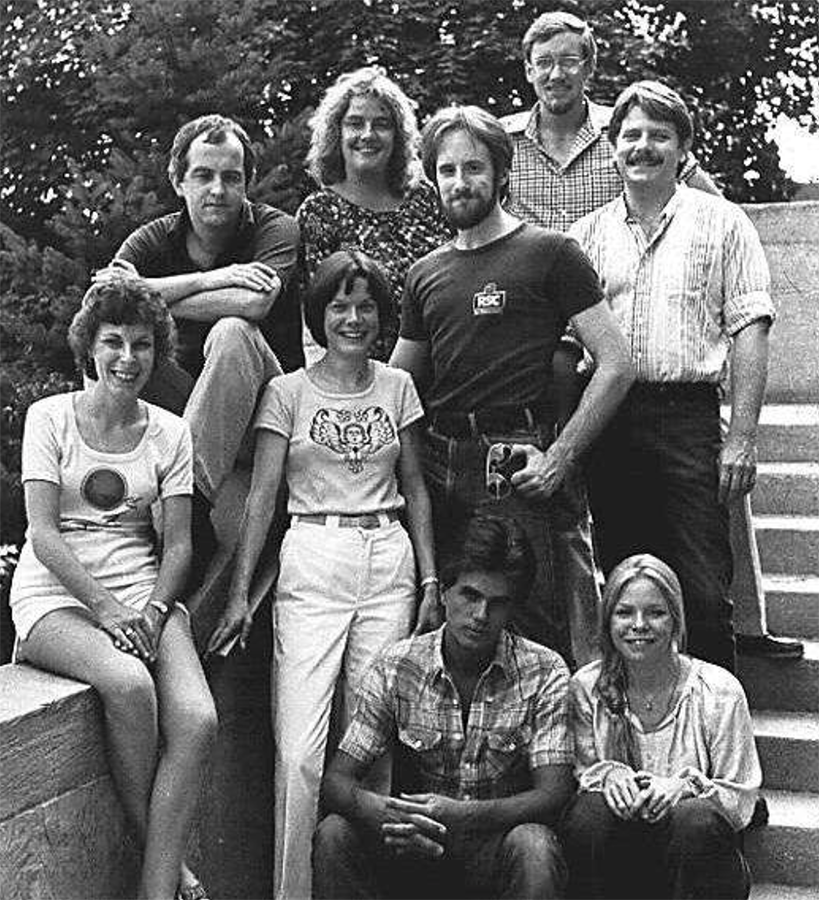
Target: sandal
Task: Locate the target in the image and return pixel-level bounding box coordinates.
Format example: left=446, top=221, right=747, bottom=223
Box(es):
left=177, top=880, right=210, bottom=900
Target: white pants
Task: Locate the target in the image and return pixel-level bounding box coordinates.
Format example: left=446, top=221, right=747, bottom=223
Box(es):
left=272, top=519, right=416, bottom=900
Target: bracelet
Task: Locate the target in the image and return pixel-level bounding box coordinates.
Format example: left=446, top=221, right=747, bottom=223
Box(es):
left=420, top=575, right=439, bottom=589
left=149, top=599, right=171, bottom=617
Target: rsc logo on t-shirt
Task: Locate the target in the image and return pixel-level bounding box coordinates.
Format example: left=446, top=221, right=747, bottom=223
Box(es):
left=472, top=282, right=507, bottom=316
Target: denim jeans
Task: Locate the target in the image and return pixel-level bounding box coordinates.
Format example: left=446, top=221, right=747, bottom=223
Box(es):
left=423, top=423, right=572, bottom=663
left=587, top=384, right=735, bottom=672
left=313, top=813, right=566, bottom=899
left=562, top=792, right=750, bottom=899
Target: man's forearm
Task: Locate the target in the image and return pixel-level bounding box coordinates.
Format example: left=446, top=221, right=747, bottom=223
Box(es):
left=169, top=287, right=275, bottom=322
left=322, top=769, right=385, bottom=837
left=451, top=785, right=570, bottom=833
left=727, top=319, right=770, bottom=441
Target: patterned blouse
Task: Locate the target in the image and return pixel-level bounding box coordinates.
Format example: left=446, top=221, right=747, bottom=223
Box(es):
left=296, top=180, right=452, bottom=361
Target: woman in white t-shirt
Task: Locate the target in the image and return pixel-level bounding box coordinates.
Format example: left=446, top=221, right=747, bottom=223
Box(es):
left=208, top=250, right=439, bottom=899
left=10, top=278, right=216, bottom=900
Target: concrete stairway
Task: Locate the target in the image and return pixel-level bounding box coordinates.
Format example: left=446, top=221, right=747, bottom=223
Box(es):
left=739, top=203, right=818, bottom=900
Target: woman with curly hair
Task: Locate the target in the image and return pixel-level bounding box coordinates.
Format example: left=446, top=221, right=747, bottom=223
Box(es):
left=297, top=66, right=451, bottom=361
left=561, top=553, right=761, bottom=899
left=9, top=277, right=217, bottom=900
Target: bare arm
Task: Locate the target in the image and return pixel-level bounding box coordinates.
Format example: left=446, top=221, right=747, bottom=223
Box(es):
left=390, top=338, right=432, bottom=398
left=720, top=318, right=770, bottom=505
left=398, top=421, right=442, bottom=634
left=206, top=429, right=288, bottom=653
left=514, top=300, right=634, bottom=500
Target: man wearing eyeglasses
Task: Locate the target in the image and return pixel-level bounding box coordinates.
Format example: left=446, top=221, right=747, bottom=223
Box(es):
left=500, top=10, right=800, bottom=664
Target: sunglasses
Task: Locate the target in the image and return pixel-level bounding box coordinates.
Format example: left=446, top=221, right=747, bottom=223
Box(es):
left=485, top=443, right=526, bottom=500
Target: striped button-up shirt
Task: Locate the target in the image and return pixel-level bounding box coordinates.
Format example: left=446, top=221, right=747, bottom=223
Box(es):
left=502, top=100, right=700, bottom=232
left=340, top=626, right=571, bottom=800
left=569, top=186, right=775, bottom=383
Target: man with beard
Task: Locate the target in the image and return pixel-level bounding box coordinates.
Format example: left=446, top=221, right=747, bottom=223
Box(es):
left=390, top=105, right=633, bottom=664
left=570, top=81, right=776, bottom=673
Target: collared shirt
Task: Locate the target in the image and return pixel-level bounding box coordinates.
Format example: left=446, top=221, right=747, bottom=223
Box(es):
left=116, top=200, right=302, bottom=374
left=501, top=100, right=700, bottom=232
left=340, top=626, right=571, bottom=800
left=569, top=186, right=775, bottom=383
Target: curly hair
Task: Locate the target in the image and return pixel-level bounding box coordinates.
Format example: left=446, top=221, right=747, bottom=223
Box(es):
left=306, top=67, right=421, bottom=195
left=303, top=250, right=394, bottom=349
left=69, top=276, right=176, bottom=380
left=595, top=553, right=687, bottom=768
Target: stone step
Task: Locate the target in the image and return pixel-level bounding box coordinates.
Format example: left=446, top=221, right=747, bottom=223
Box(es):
left=724, top=403, right=819, bottom=464
left=755, top=515, right=819, bottom=577
left=750, top=883, right=819, bottom=899
left=745, top=789, right=819, bottom=887
left=753, top=710, right=819, bottom=793
left=764, top=574, right=819, bottom=639
left=755, top=463, right=819, bottom=516
left=739, top=640, right=819, bottom=712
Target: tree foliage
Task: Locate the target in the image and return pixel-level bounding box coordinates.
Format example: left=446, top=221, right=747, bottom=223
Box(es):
left=0, top=0, right=817, bottom=544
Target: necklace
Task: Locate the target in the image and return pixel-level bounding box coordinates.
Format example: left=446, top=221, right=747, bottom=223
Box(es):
left=629, top=658, right=682, bottom=715
left=310, top=359, right=373, bottom=393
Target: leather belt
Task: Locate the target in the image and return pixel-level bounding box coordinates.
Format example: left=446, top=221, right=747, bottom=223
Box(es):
left=292, top=511, right=399, bottom=530
left=430, top=405, right=551, bottom=439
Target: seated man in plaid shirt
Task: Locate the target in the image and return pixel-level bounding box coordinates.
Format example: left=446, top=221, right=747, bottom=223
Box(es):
left=313, top=515, right=573, bottom=899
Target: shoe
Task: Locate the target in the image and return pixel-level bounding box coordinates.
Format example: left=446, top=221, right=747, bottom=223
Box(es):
left=748, top=796, right=769, bottom=830
left=177, top=880, right=209, bottom=900
left=736, top=633, right=804, bottom=659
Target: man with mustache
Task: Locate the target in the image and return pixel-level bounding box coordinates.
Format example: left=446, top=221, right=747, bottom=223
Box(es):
left=570, top=81, right=776, bottom=673
left=502, top=10, right=801, bottom=663
left=500, top=10, right=721, bottom=670
left=95, top=115, right=302, bottom=574
left=391, top=105, right=633, bottom=666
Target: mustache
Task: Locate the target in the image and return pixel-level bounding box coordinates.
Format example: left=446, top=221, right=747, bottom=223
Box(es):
left=626, top=149, right=663, bottom=166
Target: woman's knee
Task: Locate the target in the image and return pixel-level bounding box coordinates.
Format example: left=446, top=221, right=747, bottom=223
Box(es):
left=166, top=691, right=219, bottom=754
left=668, top=798, right=733, bottom=850
left=95, top=658, right=157, bottom=718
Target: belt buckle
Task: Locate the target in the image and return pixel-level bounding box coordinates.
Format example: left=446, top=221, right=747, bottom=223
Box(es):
left=358, top=514, right=380, bottom=529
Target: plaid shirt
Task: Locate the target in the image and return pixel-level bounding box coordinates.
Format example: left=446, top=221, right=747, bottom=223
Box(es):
left=501, top=100, right=700, bottom=232
left=340, top=626, right=571, bottom=800
left=569, top=187, right=775, bottom=383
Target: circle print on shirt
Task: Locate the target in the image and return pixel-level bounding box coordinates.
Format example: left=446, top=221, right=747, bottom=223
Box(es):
left=81, top=467, right=128, bottom=510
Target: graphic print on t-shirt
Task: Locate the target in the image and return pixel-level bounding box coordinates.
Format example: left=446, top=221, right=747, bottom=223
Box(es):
left=310, top=406, right=395, bottom=474
left=80, top=467, right=139, bottom=523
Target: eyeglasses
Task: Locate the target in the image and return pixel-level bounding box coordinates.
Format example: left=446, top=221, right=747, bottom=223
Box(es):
left=531, top=54, right=586, bottom=74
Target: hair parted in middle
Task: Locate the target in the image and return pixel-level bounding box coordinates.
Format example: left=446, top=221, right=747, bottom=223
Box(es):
left=608, top=80, right=694, bottom=148
left=593, top=553, right=687, bottom=768
left=306, top=66, right=422, bottom=195
left=441, top=514, right=535, bottom=604
left=303, top=249, right=394, bottom=348
left=420, top=104, right=514, bottom=201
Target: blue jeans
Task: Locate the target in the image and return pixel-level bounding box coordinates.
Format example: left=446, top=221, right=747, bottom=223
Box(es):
left=587, top=384, right=735, bottom=672
left=423, top=423, right=571, bottom=662
left=313, top=813, right=566, bottom=899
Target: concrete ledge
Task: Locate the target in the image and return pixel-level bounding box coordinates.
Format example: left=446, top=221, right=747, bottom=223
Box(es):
left=0, top=664, right=137, bottom=899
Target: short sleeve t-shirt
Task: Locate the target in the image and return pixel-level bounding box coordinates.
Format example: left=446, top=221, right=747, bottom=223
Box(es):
left=400, top=222, right=602, bottom=415
left=254, top=361, right=424, bottom=515
left=10, top=393, right=192, bottom=627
